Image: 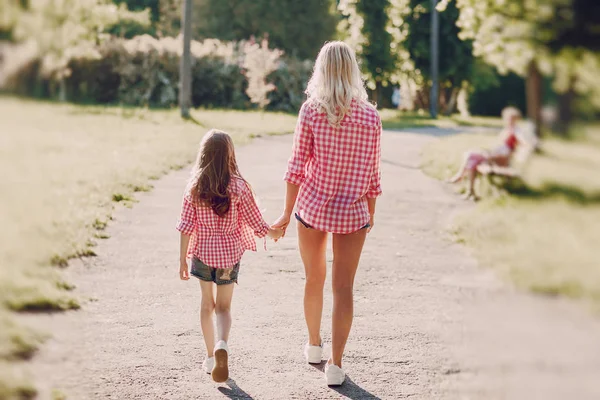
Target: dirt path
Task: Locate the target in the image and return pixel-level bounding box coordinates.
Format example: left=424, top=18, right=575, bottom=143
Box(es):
left=25, top=130, right=600, bottom=399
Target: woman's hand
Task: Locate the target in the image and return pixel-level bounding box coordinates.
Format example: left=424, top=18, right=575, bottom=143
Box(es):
left=179, top=260, right=190, bottom=280
left=367, top=213, right=375, bottom=233
left=271, top=212, right=291, bottom=238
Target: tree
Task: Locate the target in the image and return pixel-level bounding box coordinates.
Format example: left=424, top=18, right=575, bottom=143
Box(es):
left=14, top=0, right=150, bottom=101
left=194, top=0, right=337, bottom=60
left=403, top=0, right=474, bottom=114
left=338, top=0, right=398, bottom=103
left=242, top=37, right=282, bottom=109
left=439, top=0, right=600, bottom=134
left=355, top=0, right=396, bottom=103
left=179, top=0, right=192, bottom=117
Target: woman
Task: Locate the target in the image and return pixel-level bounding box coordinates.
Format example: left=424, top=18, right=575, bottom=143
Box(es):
left=271, top=41, right=382, bottom=386
left=447, top=107, right=527, bottom=200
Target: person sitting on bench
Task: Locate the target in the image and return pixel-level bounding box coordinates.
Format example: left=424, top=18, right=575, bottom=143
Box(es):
left=447, top=107, right=529, bottom=200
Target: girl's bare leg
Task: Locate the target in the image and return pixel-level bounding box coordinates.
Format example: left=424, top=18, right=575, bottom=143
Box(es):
left=298, top=223, right=328, bottom=347
left=330, top=228, right=368, bottom=368
left=215, top=283, right=235, bottom=343
left=199, top=280, right=216, bottom=357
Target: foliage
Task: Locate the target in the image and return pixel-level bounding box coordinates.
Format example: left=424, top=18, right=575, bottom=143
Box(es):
left=0, top=0, right=24, bottom=40
left=339, top=0, right=414, bottom=84
left=338, top=0, right=398, bottom=91
left=354, top=0, right=396, bottom=93
left=267, top=57, right=314, bottom=112
left=439, top=0, right=600, bottom=109
left=469, top=71, right=526, bottom=117
left=13, top=0, right=150, bottom=86
left=3, top=35, right=310, bottom=111
left=194, top=0, right=337, bottom=60
left=242, top=37, right=283, bottom=109
left=404, top=0, right=473, bottom=86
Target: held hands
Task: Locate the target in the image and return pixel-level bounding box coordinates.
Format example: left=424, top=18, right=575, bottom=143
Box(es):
left=267, top=227, right=284, bottom=241
left=271, top=212, right=291, bottom=240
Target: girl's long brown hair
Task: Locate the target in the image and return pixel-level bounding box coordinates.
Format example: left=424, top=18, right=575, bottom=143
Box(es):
left=189, top=129, right=241, bottom=217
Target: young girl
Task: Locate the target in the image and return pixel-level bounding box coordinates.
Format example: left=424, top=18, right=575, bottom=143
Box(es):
left=177, top=129, right=282, bottom=383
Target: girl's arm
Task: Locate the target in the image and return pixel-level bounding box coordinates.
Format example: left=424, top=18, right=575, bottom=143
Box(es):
left=176, top=196, right=196, bottom=280
left=179, top=233, right=191, bottom=280
left=239, top=183, right=281, bottom=239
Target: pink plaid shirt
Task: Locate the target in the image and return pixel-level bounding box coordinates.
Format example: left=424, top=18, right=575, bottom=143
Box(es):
left=176, top=177, right=270, bottom=269
left=284, top=100, right=382, bottom=234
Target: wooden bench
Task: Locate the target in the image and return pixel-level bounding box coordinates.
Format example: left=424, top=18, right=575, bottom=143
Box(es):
left=476, top=163, right=523, bottom=196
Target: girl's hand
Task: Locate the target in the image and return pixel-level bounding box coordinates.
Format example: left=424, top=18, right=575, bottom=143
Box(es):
left=271, top=212, right=291, bottom=238
left=267, top=227, right=284, bottom=241
left=367, top=214, right=375, bottom=233
left=179, top=260, right=190, bottom=280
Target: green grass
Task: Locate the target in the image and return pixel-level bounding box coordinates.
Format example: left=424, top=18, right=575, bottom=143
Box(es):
left=422, top=126, right=600, bottom=305
left=0, top=362, right=37, bottom=400
left=0, top=96, right=297, bottom=398
left=380, top=109, right=504, bottom=130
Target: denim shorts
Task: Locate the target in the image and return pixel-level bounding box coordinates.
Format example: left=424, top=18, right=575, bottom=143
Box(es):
left=191, top=257, right=239, bottom=285
left=294, top=213, right=370, bottom=231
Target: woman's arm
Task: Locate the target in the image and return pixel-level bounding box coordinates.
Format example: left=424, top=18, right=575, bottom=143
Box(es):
left=365, top=120, right=383, bottom=232
left=274, top=104, right=313, bottom=233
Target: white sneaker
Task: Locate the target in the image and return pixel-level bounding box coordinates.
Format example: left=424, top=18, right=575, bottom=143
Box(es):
left=304, top=342, right=323, bottom=364
left=325, top=362, right=345, bottom=386
left=212, top=340, right=229, bottom=383
left=202, top=357, right=214, bottom=374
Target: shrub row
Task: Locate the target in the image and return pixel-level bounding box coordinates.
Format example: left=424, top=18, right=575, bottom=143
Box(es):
left=2, top=35, right=313, bottom=112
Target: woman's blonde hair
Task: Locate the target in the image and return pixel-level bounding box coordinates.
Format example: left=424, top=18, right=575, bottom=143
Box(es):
left=501, top=106, right=522, bottom=126
left=305, top=41, right=369, bottom=126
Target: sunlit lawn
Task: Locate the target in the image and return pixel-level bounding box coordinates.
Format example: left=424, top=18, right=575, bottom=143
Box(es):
left=0, top=96, right=297, bottom=397
left=422, top=126, right=600, bottom=306
left=380, top=108, right=504, bottom=130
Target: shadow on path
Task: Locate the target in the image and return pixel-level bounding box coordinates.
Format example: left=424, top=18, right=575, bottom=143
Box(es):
left=311, top=362, right=382, bottom=400
left=217, top=379, right=254, bottom=399
left=382, top=158, right=420, bottom=170
left=385, top=126, right=498, bottom=137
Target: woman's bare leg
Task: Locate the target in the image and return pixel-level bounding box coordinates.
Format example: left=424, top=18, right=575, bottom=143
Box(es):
left=330, top=229, right=368, bottom=368
left=298, top=223, right=328, bottom=346
left=447, top=151, right=472, bottom=183
left=199, top=281, right=216, bottom=357
left=463, top=168, right=479, bottom=201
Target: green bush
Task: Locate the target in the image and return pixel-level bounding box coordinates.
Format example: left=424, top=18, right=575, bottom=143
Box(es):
left=267, top=58, right=313, bottom=113
left=3, top=35, right=311, bottom=112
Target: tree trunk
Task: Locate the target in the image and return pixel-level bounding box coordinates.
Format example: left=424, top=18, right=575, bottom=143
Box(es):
left=556, top=83, right=575, bottom=136
left=526, top=61, right=543, bottom=137
left=58, top=77, right=67, bottom=102
left=443, top=87, right=459, bottom=116
left=179, top=0, right=193, bottom=118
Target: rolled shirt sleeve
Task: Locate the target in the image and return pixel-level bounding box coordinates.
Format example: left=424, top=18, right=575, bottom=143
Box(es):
left=366, top=120, right=383, bottom=198
left=176, top=195, right=197, bottom=235
left=284, top=103, right=314, bottom=186
left=239, top=183, right=270, bottom=238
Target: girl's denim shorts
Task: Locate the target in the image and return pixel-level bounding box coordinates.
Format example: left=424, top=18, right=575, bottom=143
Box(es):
left=191, top=257, right=239, bottom=285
